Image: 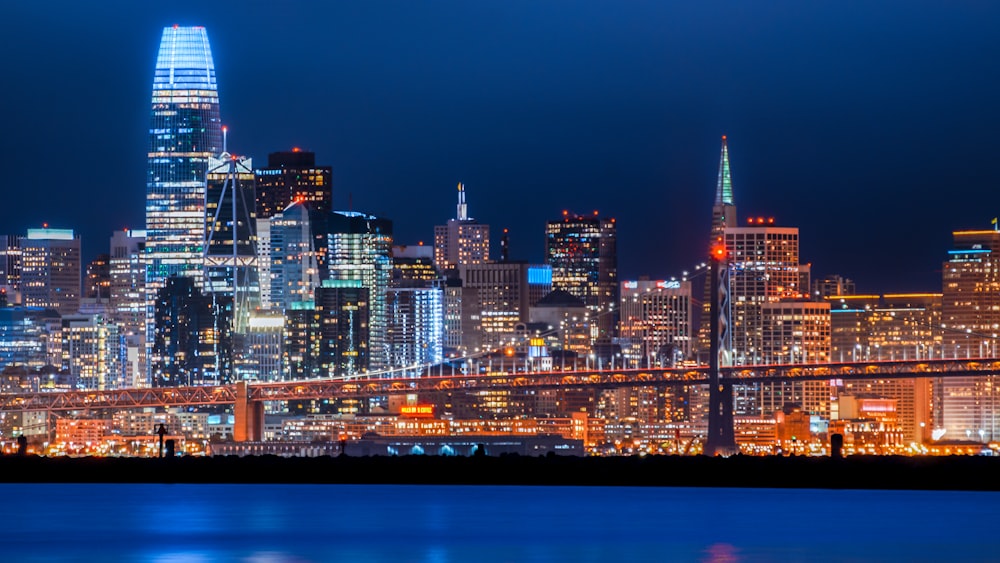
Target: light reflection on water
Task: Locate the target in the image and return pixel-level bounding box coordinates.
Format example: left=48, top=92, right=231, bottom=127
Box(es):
left=0, top=484, right=994, bottom=562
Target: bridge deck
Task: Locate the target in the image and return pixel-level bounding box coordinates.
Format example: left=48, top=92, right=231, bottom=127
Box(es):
left=1, top=358, right=998, bottom=412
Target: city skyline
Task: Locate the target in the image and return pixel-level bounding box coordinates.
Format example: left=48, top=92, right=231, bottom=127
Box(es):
left=3, top=2, right=1000, bottom=293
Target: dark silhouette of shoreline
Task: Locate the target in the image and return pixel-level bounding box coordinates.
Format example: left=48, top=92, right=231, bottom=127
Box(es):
left=1, top=454, right=998, bottom=490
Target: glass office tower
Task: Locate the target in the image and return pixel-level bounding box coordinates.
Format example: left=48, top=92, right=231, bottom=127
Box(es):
left=145, top=26, right=222, bottom=382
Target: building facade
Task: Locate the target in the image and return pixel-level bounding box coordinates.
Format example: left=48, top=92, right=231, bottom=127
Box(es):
left=269, top=202, right=320, bottom=312
left=458, top=262, right=551, bottom=351
left=327, top=212, right=392, bottom=371
left=145, top=26, right=223, bottom=384
left=145, top=25, right=222, bottom=299
left=151, top=276, right=231, bottom=386
left=433, top=183, right=490, bottom=272
left=385, top=287, right=444, bottom=376
left=545, top=212, right=617, bottom=344
left=21, top=228, right=81, bottom=314
left=618, top=279, right=693, bottom=367
left=937, top=229, right=1000, bottom=442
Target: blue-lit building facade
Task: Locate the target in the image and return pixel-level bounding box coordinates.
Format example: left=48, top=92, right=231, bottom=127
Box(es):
left=270, top=202, right=320, bottom=312
left=145, top=26, right=222, bottom=381
left=0, top=308, right=50, bottom=372
left=385, top=287, right=444, bottom=377
left=328, top=212, right=393, bottom=371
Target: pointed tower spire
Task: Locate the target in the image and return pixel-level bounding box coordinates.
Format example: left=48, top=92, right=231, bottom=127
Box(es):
left=715, top=135, right=734, bottom=206
left=699, top=135, right=739, bottom=360
left=710, top=135, right=737, bottom=237
left=456, top=182, right=468, bottom=221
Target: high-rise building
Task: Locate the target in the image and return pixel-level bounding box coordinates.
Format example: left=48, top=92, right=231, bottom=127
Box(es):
left=205, top=152, right=259, bottom=333
left=544, top=211, right=617, bottom=344
left=269, top=202, right=320, bottom=311
left=529, top=290, right=591, bottom=358
left=697, top=136, right=738, bottom=359
left=0, top=235, right=22, bottom=293
left=255, top=151, right=332, bottom=281
left=327, top=211, right=393, bottom=371
left=619, top=279, right=693, bottom=367
left=256, top=218, right=272, bottom=309
left=392, top=244, right=439, bottom=288
left=434, top=183, right=490, bottom=272
left=254, top=150, right=332, bottom=220
left=721, top=221, right=825, bottom=418
left=826, top=293, right=941, bottom=363
left=60, top=314, right=122, bottom=390
left=244, top=311, right=284, bottom=382
left=109, top=230, right=147, bottom=384
left=725, top=221, right=806, bottom=365
left=286, top=282, right=371, bottom=415
left=937, top=228, right=1000, bottom=442
left=385, top=287, right=444, bottom=377
left=85, top=254, right=111, bottom=301
left=283, top=300, right=322, bottom=381
left=754, top=301, right=832, bottom=417
left=109, top=230, right=147, bottom=338
left=146, top=25, right=221, bottom=289
left=826, top=292, right=939, bottom=444
left=458, top=262, right=551, bottom=350
left=315, top=281, right=370, bottom=378
left=0, top=308, right=49, bottom=371
left=443, top=278, right=481, bottom=356
left=205, top=151, right=260, bottom=383
left=284, top=281, right=371, bottom=381
left=151, top=276, right=231, bottom=387
left=21, top=228, right=81, bottom=314
left=145, top=26, right=222, bottom=383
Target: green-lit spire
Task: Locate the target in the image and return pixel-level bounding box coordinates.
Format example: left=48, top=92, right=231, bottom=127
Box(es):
left=715, top=135, right=734, bottom=206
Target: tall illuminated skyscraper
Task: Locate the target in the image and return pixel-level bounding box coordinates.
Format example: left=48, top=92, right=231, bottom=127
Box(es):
left=269, top=202, right=320, bottom=312
left=697, top=136, right=737, bottom=359
left=145, top=26, right=222, bottom=381
left=938, top=228, right=1000, bottom=441
left=204, top=151, right=259, bottom=332
left=544, top=211, right=617, bottom=344
left=21, top=228, right=82, bottom=314
left=328, top=212, right=393, bottom=371
left=434, top=183, right=490, bottom=272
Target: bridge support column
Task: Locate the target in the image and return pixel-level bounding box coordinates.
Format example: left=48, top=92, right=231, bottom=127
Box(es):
left=233, top=381, right=263, bottom=442
left=704, top=246, right=737, bottom=457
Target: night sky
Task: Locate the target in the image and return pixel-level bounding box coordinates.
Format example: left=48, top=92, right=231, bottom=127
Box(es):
left=3, top=2, right=998, bottom=293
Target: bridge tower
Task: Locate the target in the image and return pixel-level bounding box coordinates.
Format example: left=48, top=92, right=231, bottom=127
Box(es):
left=704, top=244, right=737, bottom=456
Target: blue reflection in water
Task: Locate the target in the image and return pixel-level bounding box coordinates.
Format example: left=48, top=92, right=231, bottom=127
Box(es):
left=0, top=484, right=994, bottom=562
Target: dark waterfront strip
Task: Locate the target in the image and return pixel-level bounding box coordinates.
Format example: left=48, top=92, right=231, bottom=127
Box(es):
left=1, top=454, right=998, bottom=490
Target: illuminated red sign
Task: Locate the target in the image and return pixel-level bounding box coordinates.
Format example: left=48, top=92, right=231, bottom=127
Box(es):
left=400, top=405, right=435, bottom=418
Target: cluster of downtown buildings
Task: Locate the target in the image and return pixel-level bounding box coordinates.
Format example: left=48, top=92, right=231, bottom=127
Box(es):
left=1, top=26, right=998, bottom=456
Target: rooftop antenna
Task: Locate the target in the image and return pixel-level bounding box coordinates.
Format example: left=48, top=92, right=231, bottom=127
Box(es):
left=222, top=125, right=228, bottom=154
left=457, top=182, right=468, bottom=221
left=501, top=228, right=509, bottom=262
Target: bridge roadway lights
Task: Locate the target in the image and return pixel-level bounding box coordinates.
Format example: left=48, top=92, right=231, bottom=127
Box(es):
left=233, top=381, right=263, bottom=442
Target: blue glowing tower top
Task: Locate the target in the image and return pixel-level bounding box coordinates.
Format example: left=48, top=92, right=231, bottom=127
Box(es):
left=152, top=26, right=218, bottom=92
